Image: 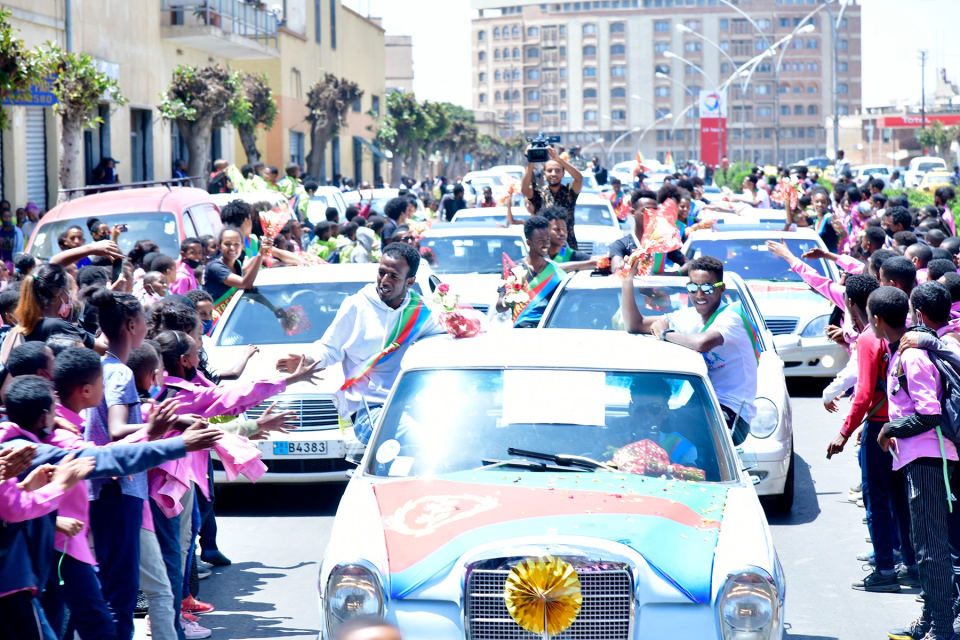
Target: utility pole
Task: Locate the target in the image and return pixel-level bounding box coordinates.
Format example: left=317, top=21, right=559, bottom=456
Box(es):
left=919, top=50, right=928, bottom=132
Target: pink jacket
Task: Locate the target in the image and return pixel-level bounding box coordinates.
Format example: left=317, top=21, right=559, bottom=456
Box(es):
left=162, top=371, right=286, bottom=419
left=168, top=260, right=198, bottom=295
left=836, top=255, right=866, bottom=275
left=0, top=479, right=65, bottom=524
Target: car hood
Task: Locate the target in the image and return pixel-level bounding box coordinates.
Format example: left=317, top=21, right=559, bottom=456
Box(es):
left=322, top=471, right=771, bottom=605
left=433, top=273, right=503, bottom=310
left=746, top=280, right=833, bottom=322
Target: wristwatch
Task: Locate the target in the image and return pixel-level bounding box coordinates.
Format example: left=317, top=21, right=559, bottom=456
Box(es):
left=661, top=329, right=675, bottom=342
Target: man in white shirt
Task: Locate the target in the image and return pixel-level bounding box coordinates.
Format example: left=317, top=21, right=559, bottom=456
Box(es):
left=620, top=254, right=758, bottom=444
left=275, top=243, right=444, bottom=443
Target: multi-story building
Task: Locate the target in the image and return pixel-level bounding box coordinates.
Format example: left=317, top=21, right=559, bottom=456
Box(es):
left=471, top=0, right=861, bottom=167
left=0, top=0, right=385, bottom=210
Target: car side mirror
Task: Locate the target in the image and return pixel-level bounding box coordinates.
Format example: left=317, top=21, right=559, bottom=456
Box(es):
left=772, top=334, right=802, bottom=356
left=428, top=275, right=442, bottom=293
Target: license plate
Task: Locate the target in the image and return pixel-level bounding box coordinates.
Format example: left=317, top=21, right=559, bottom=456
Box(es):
left=273, top=441, right=327, bottom=456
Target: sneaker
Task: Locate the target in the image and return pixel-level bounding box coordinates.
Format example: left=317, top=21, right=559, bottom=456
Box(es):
left=198, top=559, right=215, bottom=572
left=180, top=615, right=212, bottom=639
left=858, top=549, right=876, bottom=563
left=898, top=565, right=921, bottom=588
left=888, top=616, right=931, bottom=640
left=858, top=498, right=866, bottom=508
left=867, top=535, right=873, bottom=543
left=182, top=612, right=199, bottom=623
left=920, top=632, right=957, bottom=640
left=200, top=550, right=232, bottom=566
left=849, top=483, right=863, bottom=501
left=182, top=595, right=215, bottom=614
left=853, top=569, right=901, bottom=593
left=198, top=567, right=212, bottom=580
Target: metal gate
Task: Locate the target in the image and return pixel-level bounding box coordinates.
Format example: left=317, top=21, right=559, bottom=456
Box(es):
left=25, top=107, right=47, bottom=209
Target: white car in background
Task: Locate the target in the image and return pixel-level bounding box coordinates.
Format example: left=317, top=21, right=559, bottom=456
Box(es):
left=419, top=225, right=527, bottom=317
left=905, top=156, right=948, bottom=188
left=853, top=164, right=891, bottom=190
left=540, top=271, right=795, bottom=511
left=306, top=187, right=348, bottom=226
left=683, top=229, right=848, bottom=378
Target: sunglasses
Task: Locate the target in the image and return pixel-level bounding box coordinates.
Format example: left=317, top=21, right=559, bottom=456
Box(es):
left=686, top=281, right=724, bottom=295
left=632, top=403, right=666, bottom=415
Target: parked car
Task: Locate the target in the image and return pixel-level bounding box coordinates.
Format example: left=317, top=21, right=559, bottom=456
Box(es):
left=905, top=156, right=947, bottom=188
left=306, top=186, right=348, bottom=226
left=27, top=187, right=222, bottom=260
left=852, top=164, right=891, bottom=190
left=918, top=170, right=954, bottom=194
left=317, top=329, right=785, bottom=640
left=539, top=271, right=795, bottom=508
left=683, top=228, right=848, bottom=378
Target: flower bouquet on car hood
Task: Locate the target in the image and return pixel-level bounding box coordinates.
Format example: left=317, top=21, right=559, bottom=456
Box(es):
left=433, top=283, right=483, bottom=338
left=616, top=198, right=683, bottom=278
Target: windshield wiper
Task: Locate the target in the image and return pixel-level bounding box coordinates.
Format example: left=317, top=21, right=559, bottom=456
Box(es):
left=507, top=447, right=615, bottom=472
left=476, top=458, right=579, bottom=472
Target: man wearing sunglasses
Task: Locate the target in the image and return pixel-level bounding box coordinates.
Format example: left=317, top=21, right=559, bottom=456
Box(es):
left=621, top=255, right=757, bottom=445
left=605, top=378, right=698, bottom=466
left=609, top=186, right=689, bottom=275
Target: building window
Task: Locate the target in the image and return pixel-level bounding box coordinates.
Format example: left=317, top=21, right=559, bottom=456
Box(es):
left=654, top=86, right=670, bottom=97
left=512, top=89, right=520, bottom=100
left=655, top=108, right=670, bottom=118
left=838, top=61, right=848, bottom=72
left=779, top=85, right=788, bottom=94
left=371, top=95, right=380, bottom=115
left=584, top=109, right=598, bottom=121
left=793, top=38, right=803, bottom=49
left=838, top=39, right=848, bottom=50
left=611, top=109, right=627, bottom=120
left=528, top=26, right=539, bottom=36
left=528, top=112, right=542, bottom=122
left=512, top=25, right=519, bottom=37
left=807, top=85, right=817, bottom=93
left=478, top=30, right=486, bottom=41
left=720, top=18, right=728, bottom=29
left=757, top=106, right=772, bottom=117
left=837, top=83, right=849, bottom=94
left=806, top=38, right=818, bottom=49
left=314, top=0, right=321, bottom=43
left=479, top=72, right=486, bottom=82
left=838, top=105, right=850, bottom=115
left=514, top=111, right=521, bottom=122
left=528, top=69, right=541, bottom=80
left=583, top=45, right=597, bottom=56
left=792, top=62, right=802, bottom=71
left=611, top=87, right=626, bottom=98
left=495, top=70, right=502, bottom=81
left=719, top=40, right=729, bottom=51
left=793, top=105, right=803, bottom=115
left=684, top=19, right=701, bottom=30
left=560, top=89, right=566, bottom=98
left=494, top=27, right=500, bottom=38
left=584, top=67, right=597, bottom=77
left=513, top=47, right=520, bottom=58
left=329, top=0, right=336, bottom=48
left=495, top=49, right=501, bottom=59
left=560, top=68, right=567, bottom=78
left=757, top=18, right=771, bottom=29
left=840, top=17, right=848, bottom=28
left=793, top=86, right=801, bottom=93
left=479, top=93, right=487, bottom=103
left=610, top=21, right=626, bottom=33
left=655, top=64, right=670, bottom=75
left=778, top=17, right=790, bottom=27
left=583, top=88, right=598, bottom=99
left=495, top=91, right=502, bottom=102
left=560, top=46, right=566, bottom=56
left=611, top=43, right=625, bottom=55
left=757, top=62, right=771, bottom=72
left=583, top=23, right=597, bottom=35
left=654, top=42, right=669, bottom=53
left=479, top=51, right=486, bottom=61
left=561, top=111, right=567, bottom=121
left=528, top=48, right=540, bottom=58
left=528, top=90, right=540, bottom=101
left=559, top=25, right=566, bottom=35
left=290, top=131, right=305, bottom=168
left=720, top=62, right=730, bottom=73
left=756, top=40, right=768, bottom=51
left=807, top=61, right=818, bottom=71
left=685, top=42, right=701, bottom=53
left=654, top=20, right=669, bottom=31
left=807, top=105, right=818, bottom=115
left=755, top=84, right=771, bottom=95
left=611, top=65, right=626, bottom=77
left=685, top=64, right=694, bottom=75
left=780, top=105, right=790, bottom=115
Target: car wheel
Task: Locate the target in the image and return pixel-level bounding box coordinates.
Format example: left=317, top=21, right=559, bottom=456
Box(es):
left=767, top=445, right=795, bottom=513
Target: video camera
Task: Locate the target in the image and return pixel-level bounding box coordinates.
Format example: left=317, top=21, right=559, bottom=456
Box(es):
left=526, top=132, right=562, bottom=163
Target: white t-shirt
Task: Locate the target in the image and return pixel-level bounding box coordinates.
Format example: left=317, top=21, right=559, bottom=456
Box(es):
left=666, top=305, right=758, bottom=423
left=755, top=188, right=771, bottom=209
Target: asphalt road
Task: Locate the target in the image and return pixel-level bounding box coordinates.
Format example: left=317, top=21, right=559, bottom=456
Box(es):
left=134, top=380, right=923, bottom=640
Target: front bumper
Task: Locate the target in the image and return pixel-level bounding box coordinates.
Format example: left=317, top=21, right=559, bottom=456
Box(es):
left=212, top=429, right=364, bottom=484
left=743, top=434, right=792, bottom=496
left=779, top=337, right=848, bottom=378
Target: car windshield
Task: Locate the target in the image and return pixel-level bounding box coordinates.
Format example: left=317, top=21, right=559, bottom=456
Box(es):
left=368, top=369, right=732, bottom=482
left=863, top=167, right=888, bottom=176
left=563, top=174, right=599, bottom=191
left=30, top=212, right=179, bottom=260
left=685, top=237, right=829, bottom=282
left=422, top=235, right=527, bottom=275
left=544, top=283, right=744, bottom=331
left=574, top=203, right=614, bottom=226
left=918, top=162, right=945, bottom=173
left=216, top=281, right=366, bottom=346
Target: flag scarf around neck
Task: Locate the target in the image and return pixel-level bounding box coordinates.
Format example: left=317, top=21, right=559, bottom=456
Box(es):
left=341, top=291, right=431, bottom=391
left=554, top=246, right=575, bottom=263
left=513, top=260, right=566, bottom=327
left=701, top=302, right=762, bottom=363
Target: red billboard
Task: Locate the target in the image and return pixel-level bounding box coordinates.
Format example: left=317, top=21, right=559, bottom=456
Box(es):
left=699, top=90, right=727, bottom=166
left=876, top=114, right=960, bottom=129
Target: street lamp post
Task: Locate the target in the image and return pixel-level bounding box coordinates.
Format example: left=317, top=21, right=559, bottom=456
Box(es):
left=823, top=0, right=850, bottom=159
left=609, top=127, right=643, bottom=164
left=655, top=71, right=698, bottom=161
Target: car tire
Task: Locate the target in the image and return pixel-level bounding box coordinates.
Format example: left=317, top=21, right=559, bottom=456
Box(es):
left=767, top=444, right=795, bottom=513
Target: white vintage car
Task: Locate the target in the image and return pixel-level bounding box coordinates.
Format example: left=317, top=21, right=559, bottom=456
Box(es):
left=539, top=272, right=794, bottom=510
left=684, top=229, right=849, bottom=378
left=318, top=330, right=784, bottom=640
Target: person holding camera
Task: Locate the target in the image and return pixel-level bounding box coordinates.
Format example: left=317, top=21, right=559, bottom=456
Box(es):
left=521, top=145, right=584, bottom=250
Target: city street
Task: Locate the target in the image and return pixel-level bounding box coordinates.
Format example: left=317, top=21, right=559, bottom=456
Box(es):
left=135, top=380, right=921, bottom=640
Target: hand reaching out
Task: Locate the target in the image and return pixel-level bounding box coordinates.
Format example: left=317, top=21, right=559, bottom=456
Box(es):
left=253, top=401, right=299, bottom=439
left=182, top=421, right=224, bottom=452
left=276, top=353, right=315, bottom=374
left=285, top=357, right=324, bottom=386
left=147, top=398, right=182, bottom=440
left=0, top=444, right=37, bottom=482
left=824, top=398, right=840, bottom=414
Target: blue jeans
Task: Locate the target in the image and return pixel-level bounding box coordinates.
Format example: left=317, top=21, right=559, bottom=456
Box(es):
left=40, top=554, right=118, bottom=640
left=89, top=484, right=143, bottom=640
left=182, top=491, right=201, bottom=599
left=196, top=457, right=218, bottom=553
left=0, top=591, right=56, bottom=640
left=861, top=419, right=916, bottom=571
left=150, top=500, right=185, bottom=640
left=352, top=404, right=384, bottom=445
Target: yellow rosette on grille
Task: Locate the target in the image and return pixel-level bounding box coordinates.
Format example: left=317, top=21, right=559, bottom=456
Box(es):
left=503, top=556, right=582, bottom=638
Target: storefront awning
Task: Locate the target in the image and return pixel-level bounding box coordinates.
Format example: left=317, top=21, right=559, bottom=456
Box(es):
left=354, top=136, right=389, bottom=159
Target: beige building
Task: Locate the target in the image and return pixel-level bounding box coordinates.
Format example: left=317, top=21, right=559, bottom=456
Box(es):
left=384, top=34, right=414, bottom=93
left=0, top=0, right=386, bottom=211
left=470, top=0, right=862, bottom=167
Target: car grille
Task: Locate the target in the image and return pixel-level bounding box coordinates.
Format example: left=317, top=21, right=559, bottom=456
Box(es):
left=576, top=241, right=595, bottom=255
left=212, top=458, right=353, bottom=474
left=243, top=397, right=339, bottom=432
left=765, top=317, right=799, bottom=335
left=465, top=558, right=632, bottom=640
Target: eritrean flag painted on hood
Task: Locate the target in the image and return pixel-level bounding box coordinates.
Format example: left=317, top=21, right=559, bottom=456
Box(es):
left=374, top=471, right=727, bottom=603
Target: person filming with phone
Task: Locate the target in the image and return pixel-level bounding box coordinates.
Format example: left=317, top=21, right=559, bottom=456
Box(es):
left=521, top=134, right=584, bottom=250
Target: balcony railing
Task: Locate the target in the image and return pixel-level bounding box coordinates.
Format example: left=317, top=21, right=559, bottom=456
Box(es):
left=161, top=0, right=279, bottom=58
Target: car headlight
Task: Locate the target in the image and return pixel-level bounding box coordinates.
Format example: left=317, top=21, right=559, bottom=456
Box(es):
left=800, top=314, right=830, bottom=338
left=325, top=563, right=385, bottom=634
left=719, top=567, right=779, bottom=640
left=750, top=398, right=779, bottom=439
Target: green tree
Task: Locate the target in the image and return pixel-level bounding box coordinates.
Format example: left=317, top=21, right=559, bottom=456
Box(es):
left=437, top=118, right=478, bottom=179
left=375, top=91, right=431, bottom=187
left=916, top=120, right=953, bottom=158
left=0, top=8, right=41, bottom=130
left=232, top=72, right=277, bottom=165
left=414, top=100, right=452, bottom=179
left=160, top=65, right=240, bottom=189
left=38, top=45, right=126, bottom=200
left=305, top=72, right=363, bottom=180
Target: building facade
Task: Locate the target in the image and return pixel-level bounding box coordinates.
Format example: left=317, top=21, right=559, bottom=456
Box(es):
left=385, top=34, right=415, bottom=93
left=1, top=0, right=386, bottom=211
left=470, top=0, right=862, bottom=167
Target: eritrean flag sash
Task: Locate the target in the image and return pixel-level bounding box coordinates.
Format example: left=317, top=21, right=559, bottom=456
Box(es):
left=554, top=246, right=575, bottom=263
left=702, top=302, right=762, bottom=363
left=651, top=252, right=667, bottom=274
left=815, top=214, right=831, bottom=237
left=341, top=292, right=430, bottom=391
left=513, top=261, right=565, bottom=327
